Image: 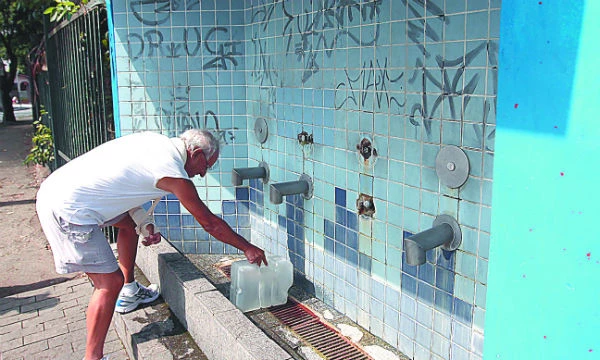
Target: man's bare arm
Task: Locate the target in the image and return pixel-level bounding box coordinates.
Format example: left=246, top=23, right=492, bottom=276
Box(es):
left=156, top=177, right=267, bottom=266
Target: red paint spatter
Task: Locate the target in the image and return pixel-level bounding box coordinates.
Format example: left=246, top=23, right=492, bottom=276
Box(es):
left=543, top=335, right=547, bottom=339
left=539, top=1, right=543, bottom=4
left=529, top=228, right=533, bottom=232
left=514, top=103, right=519, bottom=109
left=587, top=252, right=591, bottom=260
left=590, top=349, right=593, bottom=353
left=560, top=172, right=565, bottom=176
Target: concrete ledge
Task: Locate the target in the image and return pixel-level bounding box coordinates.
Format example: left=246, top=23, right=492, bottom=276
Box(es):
left=135, top=241, right=292, bottom=360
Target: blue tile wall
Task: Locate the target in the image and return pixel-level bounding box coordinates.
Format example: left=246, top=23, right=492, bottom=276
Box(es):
left=110, top=0, right=498, bottom=359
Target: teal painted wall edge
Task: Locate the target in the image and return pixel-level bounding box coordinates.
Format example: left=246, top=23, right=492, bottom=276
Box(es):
left=104, top=0, right=121, bottom=138
left=485, top=1, right=600, bottom=359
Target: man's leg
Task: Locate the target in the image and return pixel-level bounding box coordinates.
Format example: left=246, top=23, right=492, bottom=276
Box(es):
left=112, top=215, right=138, bottom=283
left=85, top=270, right=124, bottom=360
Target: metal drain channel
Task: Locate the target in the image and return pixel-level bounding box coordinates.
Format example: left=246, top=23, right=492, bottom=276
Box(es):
left=270, top=299, right=371, bottom=359
left=218, top=263, right=372, bottom=360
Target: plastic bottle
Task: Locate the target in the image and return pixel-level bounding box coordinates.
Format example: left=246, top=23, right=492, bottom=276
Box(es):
left=230, top=256, right=293, bottom=312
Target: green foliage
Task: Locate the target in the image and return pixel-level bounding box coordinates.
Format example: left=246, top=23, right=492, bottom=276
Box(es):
left=24, top=112, right=55, bottom=167
left=43, top=0, right=87, bottom=23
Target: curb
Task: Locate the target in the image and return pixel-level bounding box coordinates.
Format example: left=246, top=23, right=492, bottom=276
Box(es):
left=134, top=240, right=292, bottom=360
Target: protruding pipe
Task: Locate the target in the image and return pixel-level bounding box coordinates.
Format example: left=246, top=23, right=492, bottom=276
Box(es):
left=403, top=215, right=462, bottom=266
left=231, top=162, right=269, bottom=186
left=269, top=174, right=313, bottom=205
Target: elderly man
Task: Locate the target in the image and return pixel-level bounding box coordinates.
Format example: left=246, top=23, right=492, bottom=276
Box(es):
left=36, top=129, right=267, bottom=360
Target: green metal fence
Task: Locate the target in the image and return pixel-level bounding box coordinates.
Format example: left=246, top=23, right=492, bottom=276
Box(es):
left=38, top=1, right=117, bottom=241
left=43, top=1, right=114, bottom=168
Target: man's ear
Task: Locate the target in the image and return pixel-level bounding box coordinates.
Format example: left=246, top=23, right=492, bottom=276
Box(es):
left=193, top=148, right=207, bottom=164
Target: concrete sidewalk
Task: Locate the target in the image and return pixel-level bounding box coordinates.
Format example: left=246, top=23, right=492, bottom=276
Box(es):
left=0, top=276, right=128, bottom=360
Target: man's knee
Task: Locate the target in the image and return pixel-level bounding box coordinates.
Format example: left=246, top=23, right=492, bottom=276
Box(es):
left=88, top=270, right=125, bottom=295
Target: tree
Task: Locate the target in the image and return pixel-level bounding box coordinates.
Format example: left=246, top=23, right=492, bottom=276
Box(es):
left=0, top=0, right=53, bottom=123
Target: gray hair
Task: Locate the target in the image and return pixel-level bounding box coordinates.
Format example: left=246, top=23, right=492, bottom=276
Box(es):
left=180, top=129, right=220, bottom=158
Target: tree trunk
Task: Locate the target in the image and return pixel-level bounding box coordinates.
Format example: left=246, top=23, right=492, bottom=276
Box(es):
left=0, top=75, right=16, bottom=123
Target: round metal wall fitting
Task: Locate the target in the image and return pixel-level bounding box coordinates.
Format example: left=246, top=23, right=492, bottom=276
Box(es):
left=435, top=145, right=469, bottom=188
left=254, top=117, right=269, bottom=144
left=433, top=214, right=462, bottom=252
left=299, top=174, right=314, bottom=200
left=259, top=161, right=270, bottom=184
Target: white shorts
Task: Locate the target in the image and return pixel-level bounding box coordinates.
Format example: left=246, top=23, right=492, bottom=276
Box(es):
left=36, top=190, right=120, bottom=275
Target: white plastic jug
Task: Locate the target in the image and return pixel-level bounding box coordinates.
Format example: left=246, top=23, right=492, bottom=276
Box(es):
left=230, top=256, right=293, bottom=312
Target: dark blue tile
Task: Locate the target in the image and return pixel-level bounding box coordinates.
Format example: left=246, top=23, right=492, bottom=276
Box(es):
left=453, top=298, right=473, bottom=324
left=256, top=179, right=264, bottom=192
left=402, top=252, right=418, bottom=277
left=167, top=201, right=180, bottom=214
left=335, top=187, right=346, bottom=207
left=286, top=203, right=294, bottom=218
left=417, top=262, right=435, bottom=285
left=257, top=191, right=264, bottom=206
left=210, top=240, right=224, bottom=253
left=336, top=206, right=347, bottom=225
left=324, top=219, right=335, bottom=238
left=292, top=194, right=304, bottom=207
left=249, top=202, right=257, bottom=214
left=295, top=208, right=304, bottom=223
left=359, top=253, right=372, bottom=272
left=287, top=234, right=296, bottom=253
left=167, top=215, right=181, bottom=227
left=171, top=241, right=183, bottom=252
left=437, top=249, right=456, bottom=270
left=347, top=230, right=359, bottom=250
left=168, top=228, right=182, bottom=240
left=287, top=219, right=294, bottom=233
left=249, top=178, right=258, bottom=188
left=249, top=188, right=257, bottom=203
left=347, top=211, right=358, bottom=231
left=235, top=187, right=249, bottom=200
left=238, top=215, right=250, bottom=228
left=236, top=201, right=249, bottom=214
left=294, top=223, right=304, bottom=239
left=155, top=215, right=167, bottom=227
left=325, top=236, right=334, bottom=253
left=435, top=267, right=455, bottom=294
left=222, top=201, right=236, bottom=215
left=334, top=242, right=345, bottom=260
left=434, top=289, right=453, bottom=314
left=182, top=215, right=196, bottom=227
left=197, top=241, right=210, bottom=254
left=335, top=223, right=346, bottom=244
left=166, top=194, right=178, bottom=200
left=154, top=200, right=167, bottom=214
left=238, top=228, right=250, bottom=239
left=195, top=228, right=209, bottom=240
left=417, top=282, right=434, bottom=304
left=426, top=248, right=436, bottom=263
left=401, top=273, right=417, bottom=294
left=224, top=215, right=237, bottom=227
left=182, top=228, right=195, bottom=240
left=182, top=242, right=196, bottom=253
left=346, top=248, right=358, bottom=265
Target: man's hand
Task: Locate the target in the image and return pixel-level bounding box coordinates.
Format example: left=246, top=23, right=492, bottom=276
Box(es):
left=244, top=244, right=268, bottom=267
left=141, top=224, right=162, bottom=246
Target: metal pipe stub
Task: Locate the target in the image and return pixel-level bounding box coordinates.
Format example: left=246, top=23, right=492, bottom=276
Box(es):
left=433, top=214, right=462, bottom=252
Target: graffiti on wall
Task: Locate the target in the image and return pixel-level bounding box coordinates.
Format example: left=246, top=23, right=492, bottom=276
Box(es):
left=126, top=0, right=241, bottom=137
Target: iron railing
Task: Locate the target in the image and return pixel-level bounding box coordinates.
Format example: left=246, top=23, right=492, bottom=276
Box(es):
left=38, top=1, right=117, bottom=241
left=43, top=1, right=114, bottom=168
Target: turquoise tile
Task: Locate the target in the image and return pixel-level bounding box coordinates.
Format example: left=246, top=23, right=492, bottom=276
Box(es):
left=459, top=200, right=480, bottom=229
left=390, top=115, right=405, bottom=138
left=460, top=177, right=481, bottom=203
left=480, top=205, right=492, bottom=233
left=421, top=190, right=439, bottom=216
left=454, top=275, right=475, bottom=303
left=460, top=226, right=478, bottom=255
left=476, top=258, right=488, bottom=285
left=373, top=220, right=387, bottom=243
left=475, top=282, right=487, bottom=309
left=388, top=181, right=403, bottom=205
left=404, top=185, right=420, bottom=211
left=421, top=167, right=439, bottom=192
left=404, top=140, right=421, bottom=165
left=404, top=164, right=421, bottom=188
left=373, top=259, right=386, bottom=281
left=403, top=209, right=419, bottom=233
left=478, top=232, right=490, bottom=259
left=388, top=160, right=404, bottom=183
left=456, top=251, right=477, bottom=280
left=464, top=149, right=483, bottom=177
left=387, top=246, right=402, bottom=268
left=388, top=137, right=405, bottom=161
left=388, top=203, right=403, bottom=228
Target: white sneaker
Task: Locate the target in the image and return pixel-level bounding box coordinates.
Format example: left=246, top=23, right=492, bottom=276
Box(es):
left=114, top=282, right=160, bottom=313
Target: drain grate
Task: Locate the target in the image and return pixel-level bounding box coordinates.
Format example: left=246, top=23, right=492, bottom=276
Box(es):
left=216, top=261, right=372, bottom=360
left=270, top=299, right=372, bottom=360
